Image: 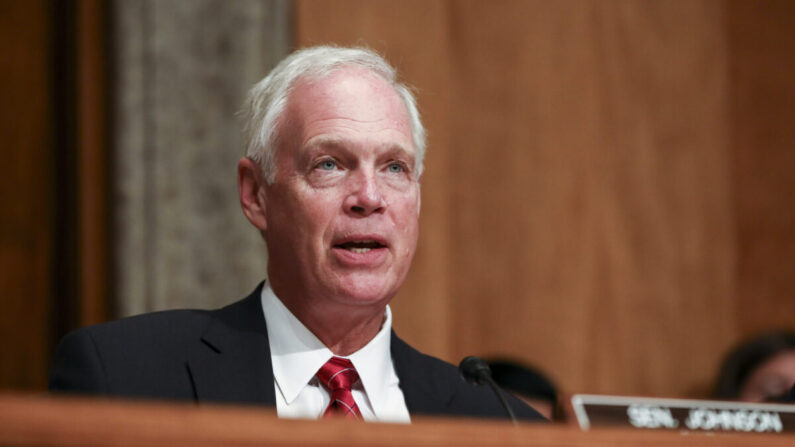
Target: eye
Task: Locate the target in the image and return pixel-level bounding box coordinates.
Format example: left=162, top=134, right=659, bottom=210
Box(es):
left=317, top=159, right=338, bottom=171
left=387, top=162, right=404, bottom=173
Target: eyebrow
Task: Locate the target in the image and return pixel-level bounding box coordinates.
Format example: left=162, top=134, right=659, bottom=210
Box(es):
left=302, top=136, right=346, bottom=151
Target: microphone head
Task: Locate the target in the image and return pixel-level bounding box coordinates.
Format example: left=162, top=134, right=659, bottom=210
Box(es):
left=459, top=356, right=492, bottom=385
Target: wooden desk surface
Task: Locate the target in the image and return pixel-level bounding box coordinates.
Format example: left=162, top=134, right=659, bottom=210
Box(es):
left=0, top=393, right=793, bottom=446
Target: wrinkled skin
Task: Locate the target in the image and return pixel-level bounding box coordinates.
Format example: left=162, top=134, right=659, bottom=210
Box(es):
left=238, top=67, right=420, bottom=354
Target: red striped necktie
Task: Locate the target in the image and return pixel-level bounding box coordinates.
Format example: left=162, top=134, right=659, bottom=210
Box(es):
left=316, top=357, right=363, bottom=420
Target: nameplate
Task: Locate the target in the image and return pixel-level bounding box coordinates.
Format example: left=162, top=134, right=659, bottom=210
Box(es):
left=571, top=394, right=795, bottom=433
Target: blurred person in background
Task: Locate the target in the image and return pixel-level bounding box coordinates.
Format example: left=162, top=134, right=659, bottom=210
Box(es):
left=712, top=331, right=795, bottom=403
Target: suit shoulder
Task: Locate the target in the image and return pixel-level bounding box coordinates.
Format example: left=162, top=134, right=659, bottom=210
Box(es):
left=50, top=308, right=214, bottom=398
left=50, top=288, right=266, bottom=401
left=396, top=338, right=459, bottom=375
left=79, top=308, right=212, bottom=343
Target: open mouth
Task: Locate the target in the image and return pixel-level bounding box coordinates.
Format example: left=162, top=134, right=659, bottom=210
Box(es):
left=334, top=240, right=386, bottom=254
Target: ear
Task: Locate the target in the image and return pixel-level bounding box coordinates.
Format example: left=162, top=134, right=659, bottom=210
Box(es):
left=238, top=157, right=268, bottom=231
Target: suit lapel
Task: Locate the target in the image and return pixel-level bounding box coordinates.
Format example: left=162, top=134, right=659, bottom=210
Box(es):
left=187, top=284, right=276, bottom=406
left=390, top=332, right=454, bottom=416
left=185, top=288, right=451, bottom=413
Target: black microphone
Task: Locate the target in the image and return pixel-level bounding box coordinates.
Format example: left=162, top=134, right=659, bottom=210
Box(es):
left=459, top=356, right=518, bottom=424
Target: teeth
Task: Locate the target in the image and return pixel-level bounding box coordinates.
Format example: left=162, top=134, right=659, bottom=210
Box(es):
left=338, top=240, right=382, bottom=251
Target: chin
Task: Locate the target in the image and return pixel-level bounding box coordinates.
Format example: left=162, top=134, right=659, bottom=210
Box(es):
left=332, top=274, right=399, bottom=307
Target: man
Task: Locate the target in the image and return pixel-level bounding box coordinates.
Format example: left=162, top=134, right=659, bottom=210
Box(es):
left=50, top=46, right=543, bottom=423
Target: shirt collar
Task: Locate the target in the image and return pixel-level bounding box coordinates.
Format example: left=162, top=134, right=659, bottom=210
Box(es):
left=261, top=283, right=396, bottom=418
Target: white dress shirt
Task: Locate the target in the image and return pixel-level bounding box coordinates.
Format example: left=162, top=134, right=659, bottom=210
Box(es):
left=260, top=283, right=411, bottom=423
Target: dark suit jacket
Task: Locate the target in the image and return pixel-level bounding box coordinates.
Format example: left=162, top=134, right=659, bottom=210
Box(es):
left=50, top=284, right=544, bottom=421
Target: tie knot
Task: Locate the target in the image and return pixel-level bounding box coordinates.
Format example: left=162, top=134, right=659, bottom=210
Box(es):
left=316, top=357, right=359, bottom=392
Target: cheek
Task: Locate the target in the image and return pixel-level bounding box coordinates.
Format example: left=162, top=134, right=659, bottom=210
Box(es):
left=392, top=198, right=420, bottom=246
left=397, top=190, right=421, bottom=222
left=269, top=186, right=332, bottom=235
left=295, top=190, right=342, bottom=240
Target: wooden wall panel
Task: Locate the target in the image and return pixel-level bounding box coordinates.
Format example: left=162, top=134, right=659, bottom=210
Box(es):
left=0, top=0, right=52, bottom=390
left=76, top=0, right=110, bottom=327
left=728, top=1, right=795, bottom=336
left=445, top=1, right=734, bottom=397
left=294, top=0, right=793, bottom=398
left=0, top=0, right=111, bottom=391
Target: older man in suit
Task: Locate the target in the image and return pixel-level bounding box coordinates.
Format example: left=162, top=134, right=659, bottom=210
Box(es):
left=50, top=46, right=543, bottom=423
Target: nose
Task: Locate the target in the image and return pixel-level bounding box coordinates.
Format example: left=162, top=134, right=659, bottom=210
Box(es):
left=344, top=170, right=385, bottom=216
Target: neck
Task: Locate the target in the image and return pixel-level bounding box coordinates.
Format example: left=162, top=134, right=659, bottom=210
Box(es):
left=298, top=305, right=386, bottom=356
left=273, top=289, right=388, bottom=356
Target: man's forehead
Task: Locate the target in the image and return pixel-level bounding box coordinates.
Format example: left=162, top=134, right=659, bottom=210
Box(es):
left=282, top=67, right=414, bottom=151
left=303, top=136, right=415, bottom=160
left=288, top=68, right=408, bottom=121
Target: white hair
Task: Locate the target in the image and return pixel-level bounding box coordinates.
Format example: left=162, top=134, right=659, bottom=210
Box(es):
left=241, top=46, right=426, bottom=183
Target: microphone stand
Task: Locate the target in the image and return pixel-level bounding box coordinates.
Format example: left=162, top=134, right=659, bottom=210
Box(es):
left=459, top=356, right=518, bottom=425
